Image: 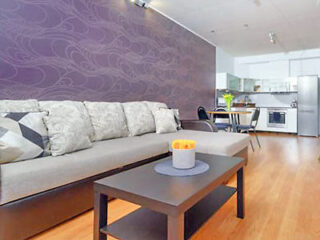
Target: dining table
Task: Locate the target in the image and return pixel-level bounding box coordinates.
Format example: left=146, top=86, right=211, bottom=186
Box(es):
left=207, top=110, right=252, bottom=132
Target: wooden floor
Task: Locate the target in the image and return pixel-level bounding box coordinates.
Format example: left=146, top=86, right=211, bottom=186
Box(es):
left=31, top=133, right=320, bottom=240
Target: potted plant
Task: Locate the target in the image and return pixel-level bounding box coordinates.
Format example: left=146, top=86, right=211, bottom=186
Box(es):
left=223, top=93, right=235, bottom=111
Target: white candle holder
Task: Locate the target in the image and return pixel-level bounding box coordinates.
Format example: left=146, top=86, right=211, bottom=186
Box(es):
left=172, top=148, right=196, bottom=169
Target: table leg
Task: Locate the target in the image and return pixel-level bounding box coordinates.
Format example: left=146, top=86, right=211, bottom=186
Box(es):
left=231, top=114, right=237, bottom=132
left=237, top=114, right=240, bottom=131
left=237, top=167, right=245, bottom=219
left=167, top=214, right=184, bottom=240
left=94, top=191, right=108, bottom=240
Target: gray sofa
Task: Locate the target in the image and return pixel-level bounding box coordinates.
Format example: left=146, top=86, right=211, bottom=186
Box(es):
left=0, top=100, right=250, bottom=240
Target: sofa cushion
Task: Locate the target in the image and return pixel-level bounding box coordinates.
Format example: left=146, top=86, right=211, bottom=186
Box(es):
left=39, top=101, right=94, bottom=156
left=140, top=130, right=250, bottom=157
left=122, top=102, right=156, bottom=136
left=0, top=112, right=50, bottom=164
left=84, top=101, right=128, bottom=141
left=0, top=136, right=168, bottom=205
left=152, top=109, right=177, bottom=134
left=144, top=101, right=168, bottom=112
left=0, top=99, right=39, bottom=112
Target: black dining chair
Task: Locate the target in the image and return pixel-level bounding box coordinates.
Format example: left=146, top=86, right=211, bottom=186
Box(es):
left=213, top=108, right=233, bottom=132
left=197, top=106, right=210, bottom=120
left=236, top=108, right=261, bottom=151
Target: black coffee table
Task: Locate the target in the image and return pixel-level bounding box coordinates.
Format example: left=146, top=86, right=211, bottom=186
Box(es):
left=94, top=153, right=245, bottom=240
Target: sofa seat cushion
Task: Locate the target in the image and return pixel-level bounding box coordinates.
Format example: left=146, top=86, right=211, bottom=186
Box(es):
left=0, top=137, right=168, bottom=205
left=140, top=130, right=250, bottom=157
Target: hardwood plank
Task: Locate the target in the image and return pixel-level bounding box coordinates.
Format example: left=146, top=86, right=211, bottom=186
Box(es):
left=31, top=133, right=320, bottom=240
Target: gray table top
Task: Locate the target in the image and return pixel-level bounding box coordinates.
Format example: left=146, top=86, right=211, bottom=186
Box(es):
left=95, top=153, right=245, bottom=215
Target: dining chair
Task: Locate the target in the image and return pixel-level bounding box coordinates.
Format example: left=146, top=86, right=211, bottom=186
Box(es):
left=236, top=108, right=261, bottom=151
left=213, top=108, right=233, bottom=131
left=197, top=106, right=210, bottom=120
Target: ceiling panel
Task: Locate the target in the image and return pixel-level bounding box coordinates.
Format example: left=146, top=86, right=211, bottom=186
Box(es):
left=150, top=0, right=320, bottom=56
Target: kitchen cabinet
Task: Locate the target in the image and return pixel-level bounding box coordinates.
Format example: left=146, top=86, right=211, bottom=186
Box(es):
left=256, top=108, right=297, bottom=133
left=242, top=79, right=256, bottom=92
left=216, top=73, right=240, bottom=91
left=230, top=107, right=297, bottom=133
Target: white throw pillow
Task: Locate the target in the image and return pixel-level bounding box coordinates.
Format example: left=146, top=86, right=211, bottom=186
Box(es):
left=153, top=109, right=178, bottom=134
left=84, top=101, right=128, bottom=141
left=39, top=101, right=94, bottom=156
left=122, top=102, right=156, bottom=136
left=0, top=99, right=39, bottom=112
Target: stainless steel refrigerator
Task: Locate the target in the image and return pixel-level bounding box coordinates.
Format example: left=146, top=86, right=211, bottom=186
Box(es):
left=297, top=76, right=319, bottom=137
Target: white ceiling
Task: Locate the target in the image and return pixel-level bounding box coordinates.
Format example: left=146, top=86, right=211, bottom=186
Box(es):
left=150, top=0, right=320, bottom=56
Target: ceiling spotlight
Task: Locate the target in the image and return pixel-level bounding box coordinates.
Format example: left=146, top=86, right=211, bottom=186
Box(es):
left=210, top=30, right=215, bottom=33
left=269, top=32, right=276, bottom=44
left=130, top=0, right=150, bottom=8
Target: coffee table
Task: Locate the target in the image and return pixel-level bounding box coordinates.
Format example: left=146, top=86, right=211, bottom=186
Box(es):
left=94, top=153, right=245, bottom=240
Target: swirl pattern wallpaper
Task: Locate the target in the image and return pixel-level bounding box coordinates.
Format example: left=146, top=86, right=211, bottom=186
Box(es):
left=0, top=0, right=215, bottom=118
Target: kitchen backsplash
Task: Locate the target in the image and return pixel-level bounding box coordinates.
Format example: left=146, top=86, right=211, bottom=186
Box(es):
left=234, top=93, right=298, bottom=107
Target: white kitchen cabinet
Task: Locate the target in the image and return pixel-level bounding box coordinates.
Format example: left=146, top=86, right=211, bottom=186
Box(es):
left=287, top=109, right=297, bottom=133
left=216, top=73, right=240, bottom=91
left=256, top=108, right=297, bottom=133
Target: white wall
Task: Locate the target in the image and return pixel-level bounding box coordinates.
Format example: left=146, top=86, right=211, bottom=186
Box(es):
left=234, top=48, right=320, bottom=79
left=216, top=47, right=234, bottom=74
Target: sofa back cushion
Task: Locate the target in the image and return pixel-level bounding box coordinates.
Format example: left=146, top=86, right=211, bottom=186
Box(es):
left=84, top=101, right=128, bottom=141
left=39, top=101, right=94, bottom=156
left=0, top=112, right=50, bottom=164
left=0, top=99, right=39, bottom=112
left=144, top=101, right=168, bottom=112
left=122, top=102, right=156, bottom=136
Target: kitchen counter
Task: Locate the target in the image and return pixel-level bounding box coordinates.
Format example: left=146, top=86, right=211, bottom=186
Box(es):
left=229, top=106, right=297, bottom=134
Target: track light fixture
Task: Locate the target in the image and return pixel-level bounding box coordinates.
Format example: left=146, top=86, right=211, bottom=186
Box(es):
left=269, top=32, right=276, bottom=44
left=130, top=0, right=150, bottom=8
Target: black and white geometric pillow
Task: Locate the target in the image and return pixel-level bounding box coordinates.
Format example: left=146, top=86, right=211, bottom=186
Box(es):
left=0, top=112, right=50, bottom=164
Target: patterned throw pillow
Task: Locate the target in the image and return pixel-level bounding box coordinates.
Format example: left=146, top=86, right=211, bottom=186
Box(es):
left=84, top=101, right=129, bottom=141
left=39, top=101, right=94, bottom=156
left=0, top=112, right=50, bottom=164
left=122, top=102, right=156, bottom=136
left=152, top=109, right=178, bottom=134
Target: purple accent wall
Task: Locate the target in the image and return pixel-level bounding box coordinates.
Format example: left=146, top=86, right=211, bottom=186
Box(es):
left=0, top=0, right=215, bottom=119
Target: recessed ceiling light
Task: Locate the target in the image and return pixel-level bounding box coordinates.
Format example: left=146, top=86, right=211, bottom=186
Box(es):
left=243, top=24, right=249, bottom=28
left=210, top=30, right=215, bottom=33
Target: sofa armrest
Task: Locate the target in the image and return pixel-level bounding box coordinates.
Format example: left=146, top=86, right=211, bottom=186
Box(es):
left=180, top=120, right=217, bottom=132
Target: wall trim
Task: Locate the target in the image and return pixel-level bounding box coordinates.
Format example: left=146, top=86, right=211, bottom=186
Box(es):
left=149, top=5, right=216, bottom=47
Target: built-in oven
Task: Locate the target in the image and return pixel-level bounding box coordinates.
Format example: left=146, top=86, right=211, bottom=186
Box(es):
left=267, top=108, right=287, bottom=128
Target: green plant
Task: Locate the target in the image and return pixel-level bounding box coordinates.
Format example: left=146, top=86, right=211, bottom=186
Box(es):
left=223, top=93, right=234, bottom=111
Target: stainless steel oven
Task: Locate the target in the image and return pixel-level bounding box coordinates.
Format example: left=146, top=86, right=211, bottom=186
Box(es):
left=267, top=108, right=287, bottom=128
